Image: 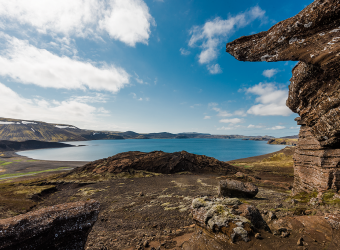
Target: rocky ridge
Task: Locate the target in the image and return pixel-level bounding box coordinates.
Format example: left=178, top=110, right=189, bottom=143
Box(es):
left=226, top=0, right=340, bottom=193
left=67, top=150, right=241, bottom=176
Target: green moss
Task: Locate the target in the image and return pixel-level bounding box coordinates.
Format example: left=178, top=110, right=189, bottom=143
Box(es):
left=0, top=167, right=69, bottom=179
left=292, top=191, right=318, bottom=203
left=0, top=162, right=12, bottom=166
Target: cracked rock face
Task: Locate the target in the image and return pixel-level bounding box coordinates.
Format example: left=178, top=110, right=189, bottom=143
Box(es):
left=226, top=0, right=340, bottom=193
left=0, top=200, right=99, bottom=250
left=191, top=197, right=268, bottom=243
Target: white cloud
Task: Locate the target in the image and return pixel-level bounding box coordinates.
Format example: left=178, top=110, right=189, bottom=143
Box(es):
left=0, top=82, right=112, bottom=129
left=209, top=103, right=233, bottom=117
left=204, top=116, right=211, bottom=119
left=190, top=104, right=201, bottom=108
left=217, top=126, right=233, bottom=130
left=180, top=48, right=190, bottom=56
left=266, top=126, right=286, bottom=130
left=0, top=35, right=130, bottom=92
left=247, top=124, right=266, bottom=128
left=290, top=126, right=300, bottom=129
left=234, top=110, right=247, bottom=117
left=219, top=118, right=242, bottom=124
left=134, top=73, right=148, bottom=84
left=246, top=83, right=292, bottom=116
left=262, top=69, right=278, bottom=78
left=207, top=64, right=222, bottom=74
left=217, top=124, right=244, bottom=130
left=70, top=93, right=108, bottom=103
left=188, top=6, right=265, bottom=64
left=0, top=0, right=155, bottom=47
left=131, top=92, right=149, bottom=101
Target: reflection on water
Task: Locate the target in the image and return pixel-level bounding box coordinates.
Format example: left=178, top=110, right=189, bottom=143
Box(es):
left=18, top=139, right=287, bottom=162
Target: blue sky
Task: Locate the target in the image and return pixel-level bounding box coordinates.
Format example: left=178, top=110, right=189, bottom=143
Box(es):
left=0, top=0, right=312, bottom=136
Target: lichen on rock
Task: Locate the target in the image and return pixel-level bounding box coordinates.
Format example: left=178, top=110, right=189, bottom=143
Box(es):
left=191, top=197, right=267, bottom=243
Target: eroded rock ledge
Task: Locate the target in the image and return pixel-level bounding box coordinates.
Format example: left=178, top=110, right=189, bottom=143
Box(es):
left=226, top=0, right=340, bottom=193
left=0, top=200, right=99, bottom=250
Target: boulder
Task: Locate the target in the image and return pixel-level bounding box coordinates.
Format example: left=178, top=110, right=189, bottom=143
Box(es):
left=218, top=179, right=258, bottom=198
left=68, top=150, right=240, bottom=175
left=190, top=197, right=268, bottom=243
left=226, top=0, right=340, bottom=194
left=0, top=200, right=99, bottom=250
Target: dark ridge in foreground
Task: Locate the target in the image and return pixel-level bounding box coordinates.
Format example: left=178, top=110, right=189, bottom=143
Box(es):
left=0, top=140, right=74, bottom=152
left=0, top=200, right=99, bottom=250
left=68, top=151, right=241, bottom=175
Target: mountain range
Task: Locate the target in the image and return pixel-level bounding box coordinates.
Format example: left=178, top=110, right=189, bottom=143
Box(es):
left=0, top=117, right=275, bottom=142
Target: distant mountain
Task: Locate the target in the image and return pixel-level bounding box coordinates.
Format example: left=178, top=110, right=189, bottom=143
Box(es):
left=0, top=117, right=278, bottom=142
left=0, top=118, right=85, bottom=142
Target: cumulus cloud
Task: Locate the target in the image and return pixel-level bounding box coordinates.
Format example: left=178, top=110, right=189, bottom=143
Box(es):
left=246, top=83, right=292, bottom=116
left=0, top=35, right=130, bottom=92
left=207, top=64, right=222, bottom=74
left=204, top=116, right=211, bottom=119
left=180, top=48, right=190, bottom=56
left=262, top=69, right=279, bottom=78
left=219, top=118, right=242, bottom=124
left=0, top=0, right=155, bottom=47
left=290, top=126, right=300, bottom=129
left=188, top=6, right=265, bottom=64
left=0, top=82, right=112, bottom=129
left=266, top=125, right=286, bottom=130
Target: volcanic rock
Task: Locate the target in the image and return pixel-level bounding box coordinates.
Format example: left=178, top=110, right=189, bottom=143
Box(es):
left=218, top=179, right=258, bottom=198
left=226, top=0, right=340, bottom=193
left=0, top=200, right=99, bottom=250
left=190, top=197, right=268, bottom=243
left=68, top=151, right=240, bottom=175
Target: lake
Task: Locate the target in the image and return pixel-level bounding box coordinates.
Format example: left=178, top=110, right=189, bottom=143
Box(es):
left=17, top=139, right=287, bottom=162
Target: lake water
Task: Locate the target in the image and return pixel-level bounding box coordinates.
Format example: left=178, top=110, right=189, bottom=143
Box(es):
left=17, top=139, right=287, bottom=162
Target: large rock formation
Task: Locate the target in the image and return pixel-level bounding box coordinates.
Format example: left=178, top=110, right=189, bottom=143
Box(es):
left=226, top=0, right=340, bottom=193
left=0, top=200, right=99, bottom=250
left=68, top=150, right=241, bottom=175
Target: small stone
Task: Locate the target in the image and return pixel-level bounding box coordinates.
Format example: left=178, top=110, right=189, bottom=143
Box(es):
left=275, top=203, right=283, bottom=209
left=255, top=233, right=262, bottom=239
left=139, top=192, right=144, bottom=197
left=305, top=210, right=312, bottom=215
left=143, top=240, right=149, bottom=247
left=291, top=199, right=299, bottom=205
left=297, top=237, right=304, bottom=246
left=281, top=231, right=290, bottom=238
left=235, top=172, right=245, bottom=178
left=309, top=197, right=320, bottom=206
left=268, top=211, right=277, bottom=221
